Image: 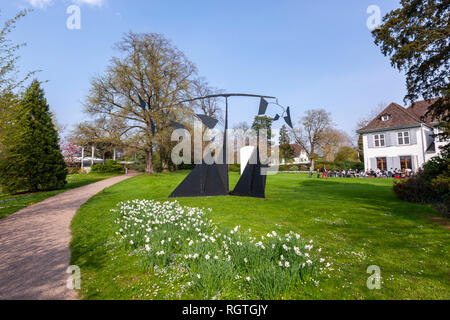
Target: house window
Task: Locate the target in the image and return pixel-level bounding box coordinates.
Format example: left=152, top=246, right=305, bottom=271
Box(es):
left=398, top=131, right=410, bottom=145
left=376, top=157, right=387, bottom=170
left=374, top=134, right=385, bottom=147
left=400, top=156, right=412, bottom=170
left=381, top=115, right=390, bottom=121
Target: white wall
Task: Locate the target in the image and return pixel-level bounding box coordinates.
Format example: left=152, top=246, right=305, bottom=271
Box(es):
left=362, top=125, right=447, bottom=172
left=363, top=127, right=425, bottom=171
left=280, top=150, right=309, bottom=165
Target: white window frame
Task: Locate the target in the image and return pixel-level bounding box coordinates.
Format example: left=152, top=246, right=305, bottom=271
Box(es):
left=398, top=131, right=410, bottom=145
left=381, top=115, right=389, bottom=121
left=374, top=134, right=385, bottom=147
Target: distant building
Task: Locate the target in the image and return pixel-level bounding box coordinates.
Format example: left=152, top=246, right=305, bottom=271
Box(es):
left=280, top=144, right=309, bottom=165
left=356, top=99, right=447, bottom=172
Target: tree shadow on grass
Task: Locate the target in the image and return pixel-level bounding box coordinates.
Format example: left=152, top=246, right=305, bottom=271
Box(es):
left=295, top=179, right=438, bottom=223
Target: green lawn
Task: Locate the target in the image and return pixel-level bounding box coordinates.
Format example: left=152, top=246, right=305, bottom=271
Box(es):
left=0, top=173, right=121, bottom=219
left=71, top=172, right=449, bottom=300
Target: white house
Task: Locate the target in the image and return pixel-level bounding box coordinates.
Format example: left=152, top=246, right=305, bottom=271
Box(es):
left=280, top=144, right=309, bottom=165
left=357, top=99, right=447, bottom=172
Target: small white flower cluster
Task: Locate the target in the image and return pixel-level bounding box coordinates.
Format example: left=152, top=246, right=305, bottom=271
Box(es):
left=113, top=200, right=331, bottom=299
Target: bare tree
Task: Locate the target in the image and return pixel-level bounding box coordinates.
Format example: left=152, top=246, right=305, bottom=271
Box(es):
left=191, top=77, right=223, bottom=122
left=290, top=109, right=332, bottom=169
left=83, top=32, right=197, bottom=174
left=0, top=10, right=35, bottom=94
left=319, top=128, right=353, bottom=162
left=356, top=102, right=388, bottom=131
left=355, top=102, right=387, bottom=162
left=69, top=116, right=131, bottom=159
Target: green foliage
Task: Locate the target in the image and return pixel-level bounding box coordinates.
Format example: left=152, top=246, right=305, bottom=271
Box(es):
left=372, top=0, right=449, bottom=140
left=252, top=115, right=273, bottom=140
left=335, top=146, right=359, bottom=163
left=315, top=161, right=363, bottom=171
left=228, top=164, right=241, bottom=173
left=68, top=167, right=81, bottom=175
left=91, top=160, right=124, bottom=173
left=357, top=134, right=364, bottom=162
left=278, top=164, right=309, bottom=172
left=0, top=9, right=35, bottom=93
left=393, top=148, right=449, bottom=216
left=279, top=125, right=294, bottom=161
left=0, top=80, right=67, bottom=193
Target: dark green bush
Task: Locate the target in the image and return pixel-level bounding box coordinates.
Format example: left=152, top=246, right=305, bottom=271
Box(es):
left=177, top=163, right=196, bottom=171
left=68, top=167, right=81, bottom=175
left=228, top=164, right=241, bottom=172
left=393, top=176, right=435, bottom=204
left=91, top=160, right=123, bottom=173
left=315, top=161, right=363, bottom=171
left=393, top=145, right=449, bottom=217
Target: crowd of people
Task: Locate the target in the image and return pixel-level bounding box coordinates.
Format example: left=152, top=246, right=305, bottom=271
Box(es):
left=309, top=166, right=414, bottom=179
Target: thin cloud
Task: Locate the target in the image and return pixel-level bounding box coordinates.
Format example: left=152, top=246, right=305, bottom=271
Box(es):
left=72, top=0, right=104, bottom=6
left=25, top=0, right=105, bottom=9
left=26, top=0, right=53, bottom=8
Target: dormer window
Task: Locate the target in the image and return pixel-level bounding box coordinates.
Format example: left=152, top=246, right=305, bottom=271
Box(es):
left=381, top=114, right=390, bottom=121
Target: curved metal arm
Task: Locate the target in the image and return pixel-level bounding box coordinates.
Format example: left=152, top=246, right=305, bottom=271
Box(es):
left=267, top=101, right=288, bottom=118
left=180, top=93, right=277, bottom=103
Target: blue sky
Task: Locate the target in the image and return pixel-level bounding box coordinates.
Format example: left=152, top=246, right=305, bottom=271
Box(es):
left=2, top=0, right=406, bottom=138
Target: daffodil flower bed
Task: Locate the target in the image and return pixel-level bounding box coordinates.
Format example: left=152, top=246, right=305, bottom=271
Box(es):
left=113, top=199, right=331, bottom=299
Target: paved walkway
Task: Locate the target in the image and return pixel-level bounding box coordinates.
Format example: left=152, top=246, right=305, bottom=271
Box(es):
left=0, top=173, right=139, bottom=300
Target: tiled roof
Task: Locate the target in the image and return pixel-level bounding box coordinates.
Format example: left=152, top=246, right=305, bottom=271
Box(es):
left=357, top=99, right=439, bottom=133
left=407, top=98, right=439, bottom=124
left=289, top=144, right=303, bottom=157
left=357, top=103, right=421, bottom=132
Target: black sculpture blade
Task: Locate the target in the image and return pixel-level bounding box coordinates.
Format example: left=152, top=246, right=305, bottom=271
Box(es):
left=230, top=147, right=267, bottom=198
left=138, top=95, right=147, bottom=111
left=284, top=107, right=293, bottom=129
left=169, top=163, right=229, bottom=198
left=272, top=114, right=280, bottom=121
left=258, top=98, right=269, bottom=115
left=196, top=114, right=219, bottom=129
left=170, top=121, right=185, bottom=130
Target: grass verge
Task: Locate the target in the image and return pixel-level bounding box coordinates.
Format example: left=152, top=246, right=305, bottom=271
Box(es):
left=71, top=172, right=449, bottom=300
left=0, top=173, right=121, bottom=219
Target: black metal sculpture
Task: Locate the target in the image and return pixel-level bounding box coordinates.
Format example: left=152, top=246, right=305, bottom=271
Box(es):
left=169, top=93, right=292, bottom=199
left=169, top=162, right=229, bottom=198
left=230, top=146, right=268, bottom=198
left=195, top=114, right=219, bottom=129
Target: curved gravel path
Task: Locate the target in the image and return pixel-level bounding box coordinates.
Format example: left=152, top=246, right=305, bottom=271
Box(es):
left=0, top=173, right=139, bottom=300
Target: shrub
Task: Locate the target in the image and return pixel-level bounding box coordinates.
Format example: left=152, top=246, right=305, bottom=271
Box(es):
left=393, top=146, right=449, bottom=217
left=228, top=164, right=241, bottom=172
left=393, top=176, right=435, bottom=204
left=91, top=160, right=123, bottom=173
left=316, top=161, right=363, bottom=171
left=177, top=163, right=196, bottom=171
left=68, top=167, right=81, bottom=175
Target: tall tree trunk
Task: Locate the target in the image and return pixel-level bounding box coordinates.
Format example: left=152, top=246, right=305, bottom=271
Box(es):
left=160, top=148, right=169, bottom=172
left=310, top=158, right=315, bottom=170
left=145, top=149, right=155, bottom=174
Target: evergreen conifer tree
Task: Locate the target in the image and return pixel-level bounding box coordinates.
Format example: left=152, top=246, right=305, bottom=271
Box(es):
left=279, top=125, right=293, bottom=162
left=0, top=80, right=67, bottom=193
